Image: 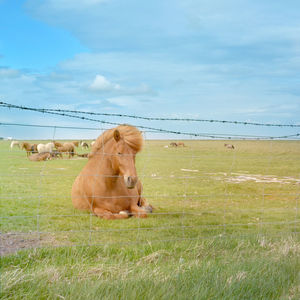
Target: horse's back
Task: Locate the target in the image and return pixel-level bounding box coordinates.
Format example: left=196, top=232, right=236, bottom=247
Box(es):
left=63, top=142, right=75, bottom=150
left=71, top=173, right=91, bottom=210
left=28, top=152, right=50, bottom=161
left=37, top=144, right=44, bottom=153
left=10, top=141, right=19, bottom=148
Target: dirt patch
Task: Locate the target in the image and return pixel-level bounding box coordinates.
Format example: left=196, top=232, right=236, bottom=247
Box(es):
left=0, top=233, right=52, bottom=256
left=208, top=172, right=300, bottom=184
left=181, top=169, right=199, bottom=172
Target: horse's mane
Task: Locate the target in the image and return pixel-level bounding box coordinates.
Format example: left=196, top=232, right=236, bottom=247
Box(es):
left=90, top=125, right=143, bottom=158
left=21, top=142, right=31, bottom=148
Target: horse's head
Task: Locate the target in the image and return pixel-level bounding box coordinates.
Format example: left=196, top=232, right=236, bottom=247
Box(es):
left=111, top=129, right=138, bottom=189
left=21, top=142, right=27, bottom=150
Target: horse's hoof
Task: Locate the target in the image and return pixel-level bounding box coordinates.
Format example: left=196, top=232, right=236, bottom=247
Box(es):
left=142, top=205, right=153, bottom=213
left=119, top=210, right=130, bottom=216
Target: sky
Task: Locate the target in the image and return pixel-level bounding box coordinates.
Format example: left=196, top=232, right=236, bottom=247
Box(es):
left=0, top=0, right=300, bottom=140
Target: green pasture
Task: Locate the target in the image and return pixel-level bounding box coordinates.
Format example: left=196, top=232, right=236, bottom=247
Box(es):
left=1, top=139, right=300, bottom=299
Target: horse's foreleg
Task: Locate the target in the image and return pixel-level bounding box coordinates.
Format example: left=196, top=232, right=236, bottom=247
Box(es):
left=130, top=205, right=147, bottom=218
left=93, top=207, right=129, bottom=220
left=136, top=181, right=153, bottom=213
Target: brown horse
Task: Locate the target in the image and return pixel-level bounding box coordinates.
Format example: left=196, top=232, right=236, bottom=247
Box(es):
left=28, top=152, right=51, bottom=161
left=50, top=150, right=63, bottom=159
left=71, top=125, right=151, bottom=219
left=170, top=142, right=178, bottom=147
left=31, top=144, right=38, bottom=153
left=57, top=143, right=75, bottom=158
left=21, top=142, right=35, bottom=156
left=54, top=141, right=63, bottom=148
left=224, top=143, right=235, bottom=149
left=76, top=153, right=89, bottom=158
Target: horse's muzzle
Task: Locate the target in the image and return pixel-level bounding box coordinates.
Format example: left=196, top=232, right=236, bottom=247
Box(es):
left=124, top=175, right=138, bottom=189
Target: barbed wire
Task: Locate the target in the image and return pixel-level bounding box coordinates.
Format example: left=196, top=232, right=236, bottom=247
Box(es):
left=1, top=102, right=300, bottom=139
left=1, top=122, right=300, bottom=140
left=1, top=101, right=300, bottom=128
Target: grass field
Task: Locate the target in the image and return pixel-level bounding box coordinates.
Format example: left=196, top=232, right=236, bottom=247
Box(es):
left=1, top=139, right=300, bottom=299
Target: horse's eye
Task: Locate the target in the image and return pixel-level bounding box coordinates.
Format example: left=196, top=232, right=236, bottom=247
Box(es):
left=118, top=152, right=122, bottom=155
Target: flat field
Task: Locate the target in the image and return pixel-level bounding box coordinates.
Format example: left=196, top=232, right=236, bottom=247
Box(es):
left=1, top=139, right=300, bottom=299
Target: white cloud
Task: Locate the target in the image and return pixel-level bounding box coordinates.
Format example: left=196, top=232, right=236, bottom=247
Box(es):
left=0, top=68, right=20, bottom=78
left=106, top=96, right=137, bottom=107
left=87, top=73, right=156, bottom=96
left=89, top=74, right=120, bottom=91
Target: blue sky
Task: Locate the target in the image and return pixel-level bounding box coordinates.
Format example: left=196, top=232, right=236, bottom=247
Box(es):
left=0, top=0, right=300, bottom=139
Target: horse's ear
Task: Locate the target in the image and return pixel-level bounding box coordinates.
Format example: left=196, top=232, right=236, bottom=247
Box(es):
left=114, top=129, right=121, bottom=142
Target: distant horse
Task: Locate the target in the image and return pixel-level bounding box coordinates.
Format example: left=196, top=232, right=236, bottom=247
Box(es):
left=170, top=142, right=178, bottom=147
left=31, top=144, right=38, bottom=153
left=178, top=142, right=186, bottom=147
left=80, top=141, right=89, bottom=149
left=71, top=125, right=152, bottom=219
left=224, top=143, right=235, bottom=149
left=21, top=142, right=35, bottom=157
left=72, top=141, right=79, bottom=147
left=28, top=152, right=51, bottom=161
left=50, top=150, right=63, bottom=159
left=54, top=141, right=63, bottom=148
left=10, top=141, right=20, bottom=149
left=37, top=142, right=55, bottom=153
left=57, top=143, right=75, bottom=158
left=76, top=153, right=89, bottom=158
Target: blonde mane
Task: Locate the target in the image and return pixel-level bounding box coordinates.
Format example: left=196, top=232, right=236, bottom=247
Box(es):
left=90, top=125, right=143, bottom=158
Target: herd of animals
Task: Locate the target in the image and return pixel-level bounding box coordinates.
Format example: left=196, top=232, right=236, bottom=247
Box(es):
left=169, top=142, right=235, bottom=149
left=10, top=140, right=94, bottom=161
left=10, top=140, right=235, bottom=162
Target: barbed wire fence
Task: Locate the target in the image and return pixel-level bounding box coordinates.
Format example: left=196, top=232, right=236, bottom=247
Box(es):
left=0, top=101, right=300, bottom=254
